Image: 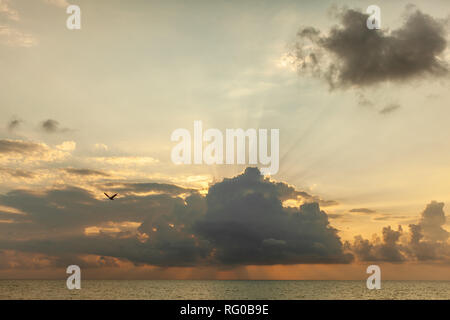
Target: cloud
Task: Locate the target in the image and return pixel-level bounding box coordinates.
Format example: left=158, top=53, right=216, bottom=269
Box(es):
left=100, top=182, right=196, bottom=196
left=327, top=213, right=346, bottom=220
left=0, top=167, right=352, bottom=268
left=356, top=93, right=374, bottom=108
left=41, top=119, right=69, bottom=133
left=289, top=7, right=449, bottom=89
left=349, top=208, right=376, bottom=214
left=372, top=214, right=410, bottom=222
left=195, top=167, right=352, bottom=265
left=0, top=1, right=37, bottom=47
left=43, top=0, right=69, bottom=8
left=346, top=201, right=450, bottom=262
left=379, top=104, right=401, bottom=115
left=0, top=187, right=210, bottom=267
left=0, top=25, right=36, bottom=47
left=0, top=139, right=76, bottom=165
left=0, top=249, right=123, bottom=271
left=413, top=201, right=449, bottom=242
left=0, top=139, right=43, bottom=154
left=1, top=170, right=450, bottom=269
left=345, top=225, right=405, bottom=262
left=0, top=167, right=34, bottom=178
left=7, top=118, right=22, bottom=131
left=0, top=0, right=19, bottom=21
left=41, top=119, right=59, bottom=132
left=94, top=143, right=108, bottom=152
left=63, top=168, right=110, bottom=177
left=55, top=140, right=76, bottom=152
left=90, top=156, right=159, bottom=166
left=259, top=177, right=338, bottom=207
left=406, top=224, right=441, bottom=261
left=0, top=250, right=56, bottom=270
left=295, top=191, right=338, bottom=207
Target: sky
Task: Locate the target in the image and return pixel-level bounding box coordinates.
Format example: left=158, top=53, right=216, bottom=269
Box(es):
left=1, top=0, right=450, bottom=279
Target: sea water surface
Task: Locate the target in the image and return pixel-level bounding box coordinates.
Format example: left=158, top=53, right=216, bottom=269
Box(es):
left=1, top=280, right=450, bottom=300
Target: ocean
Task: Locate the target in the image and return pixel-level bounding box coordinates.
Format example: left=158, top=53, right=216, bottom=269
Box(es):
left=0, top=280, right=449, bottom=300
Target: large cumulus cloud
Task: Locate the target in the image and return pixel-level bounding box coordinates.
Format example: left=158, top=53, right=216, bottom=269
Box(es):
left=0, top=167, right=352, bottom=268
left=414, top=201, right=449, bottom=242
left=196, top=167, right=352, bottom=265
left=290, top=7, right=449, bottom=89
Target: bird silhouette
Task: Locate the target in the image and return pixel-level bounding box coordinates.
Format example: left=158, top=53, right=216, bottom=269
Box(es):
left=104, top=193, right=118, bottom=200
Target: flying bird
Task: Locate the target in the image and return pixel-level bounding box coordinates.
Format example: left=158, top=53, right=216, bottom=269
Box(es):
left=104, top=193, right=118, bottom=200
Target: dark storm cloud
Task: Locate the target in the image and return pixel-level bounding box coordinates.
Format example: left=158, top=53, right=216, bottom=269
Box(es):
left=0, top=167, right=352, bottom=268
left=349, top=208, right=376, bottom=214
left=0, top=139, right=43, bottom=154
left=64, top=168, right=110, bottom=177
left=195, top=167, right=352, bottom=265
left=293, top=7, right=449, bottom=89
left=346, top=201, right=450, bottom=263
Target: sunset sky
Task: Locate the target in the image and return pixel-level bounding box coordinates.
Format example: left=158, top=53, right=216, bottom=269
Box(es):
left=1, top=0, right=450, bottom=279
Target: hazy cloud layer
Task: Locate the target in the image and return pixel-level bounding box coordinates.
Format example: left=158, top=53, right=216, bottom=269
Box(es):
left=291, top=7, right=449, bottom=89
left=64, top=168, right=110, bottom=177
left=349, top=208, right=376, bottom=214
left=0, top=0, right=37, bottom=47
